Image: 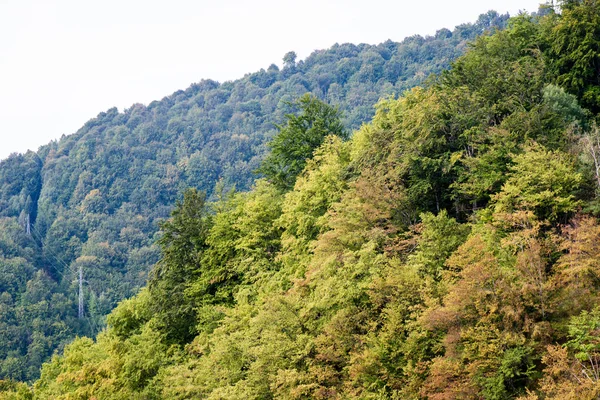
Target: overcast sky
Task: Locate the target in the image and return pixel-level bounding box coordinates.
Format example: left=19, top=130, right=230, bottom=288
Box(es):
left=0, top=0, right=544, bottom=160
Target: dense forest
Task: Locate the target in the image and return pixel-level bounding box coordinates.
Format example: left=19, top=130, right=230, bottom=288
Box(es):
left=0, top=0, right=599, bottom=398
left=0, top=12, right=511, bottom=383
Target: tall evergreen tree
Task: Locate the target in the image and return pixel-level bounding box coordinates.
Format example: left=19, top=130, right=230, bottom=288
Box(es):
left=148, top=188, right=211, bottom=344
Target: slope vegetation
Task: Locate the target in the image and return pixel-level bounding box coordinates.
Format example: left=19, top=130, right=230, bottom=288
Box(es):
left=7, top=2, right=600, bottom=398
left=0, top=12, right=510, bottom=381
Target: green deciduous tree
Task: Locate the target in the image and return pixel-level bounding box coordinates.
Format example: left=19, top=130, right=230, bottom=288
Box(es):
left=258, top=94, right=346, bottom=190
left=492, top=143, right=582, bottom=222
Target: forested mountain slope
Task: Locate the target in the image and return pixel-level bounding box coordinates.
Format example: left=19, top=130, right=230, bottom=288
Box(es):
left=0, top=12, right=511, bottom=381
left=3, top=1, right=600, bottom=398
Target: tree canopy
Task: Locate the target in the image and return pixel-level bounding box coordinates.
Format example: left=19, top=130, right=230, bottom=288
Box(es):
left=258, top=94, right=346, bottom=190
left=6, top=3, right=600, bottom=398
left=0, top=13, right=505, bottom=381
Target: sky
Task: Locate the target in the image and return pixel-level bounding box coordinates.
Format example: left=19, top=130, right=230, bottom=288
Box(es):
left=0, top=0, right=545, bottom=161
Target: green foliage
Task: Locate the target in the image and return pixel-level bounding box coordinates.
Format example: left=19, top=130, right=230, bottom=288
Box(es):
left=0, top=380, right=32, bottom=400
left=277, top=136, right=351, bottom=279
left=549, top=0, right=600, bottom=113
left=258, top=94, right=346, bottom=190
left=492, top=143, right=583, bottom=221
left=13, top=5, right=600, bottom=398
left=0, top=152, right=42, bottom=221
left=106, top=288, right=152, bottom=339
left=33, top=325, right=174, bottom=399
left=409, top=210, right=470, bottom=280
left=0, top=11, right=506, bottom=380
left=481, top=346, right=537, bottom=400
left=567, top=307, right=600, bottom=363
left=187, top=180, right=284, bottom=321
left=148, top=188, right=211, bottom=344
left=543, top=83, right=588, bottom=127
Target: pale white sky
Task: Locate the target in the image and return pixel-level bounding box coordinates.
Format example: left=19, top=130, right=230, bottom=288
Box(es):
left=0, top=0, right=544, bottom=160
